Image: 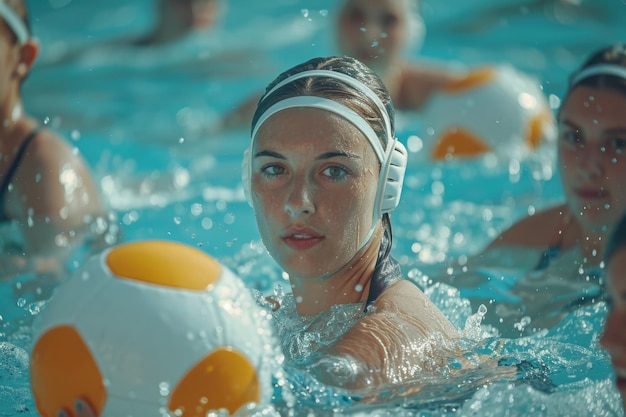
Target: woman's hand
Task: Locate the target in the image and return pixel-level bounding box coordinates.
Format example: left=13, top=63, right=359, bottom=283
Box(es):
left=58, top=399, right=97, bottom=417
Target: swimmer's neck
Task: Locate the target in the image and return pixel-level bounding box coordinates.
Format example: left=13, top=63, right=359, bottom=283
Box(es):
left=577, top=232, right=607, bottom=267
left=138, top=15, right=194, bottom=46
left=572, top=216, right=611, bottom=267
left=289, top=237, right=380, bottom=317
left=0, top=102, right=23, bottom=130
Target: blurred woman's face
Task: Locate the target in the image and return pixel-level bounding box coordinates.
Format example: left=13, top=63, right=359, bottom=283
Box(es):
left=600, top=246, right=626, bottom=410
left=0, top=12, right=23, bottom=103
left=336, top=0, right=409, bottom=73
left=169, top=0, right=219, bottom=30
left=557, top=86, right=626, bottom=234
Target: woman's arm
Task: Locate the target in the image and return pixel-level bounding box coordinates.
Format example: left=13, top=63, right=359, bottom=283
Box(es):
left=317, top=281, right=459, bottom=389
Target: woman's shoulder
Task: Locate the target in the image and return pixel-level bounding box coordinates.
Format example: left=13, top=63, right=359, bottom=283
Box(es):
left=27, top=128, right=78, bottom=157
left=375, top=280, right=460, bottom=337
left=487, top=204, right=570, bottom=249
left=395, top=62, right=462, bottom=110
left=21, top=128, right=93, bottom=176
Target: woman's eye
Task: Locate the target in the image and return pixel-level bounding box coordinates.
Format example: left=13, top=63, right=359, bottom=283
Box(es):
left=609, top=137, right=626, bottom=155
left=381, top=13, right=399, bottom=30
left=347, top=9, right=365, bottom=25
left=560, top=130, right=583, bottom=149
left=322, top=165, right=348, bottom=180
left=261, top=164, right=286, bottom=177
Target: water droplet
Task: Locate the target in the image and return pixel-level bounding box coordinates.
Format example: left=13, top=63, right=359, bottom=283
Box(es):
left=158, top=382, right=170, bottom=396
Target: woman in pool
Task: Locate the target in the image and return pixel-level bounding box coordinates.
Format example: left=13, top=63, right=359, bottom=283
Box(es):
left=132, top=0, right=221, bottom=47
left=600, top=210, right=626, bottom=411
left=245, top=55, right=462, bottom=389
left=447, top=43, right=626, bottom=336
left=0, top=0, right=114, bottom=281
left=220, top=0, right=463, bottom=131
left=335, top=0, right=464, bottom=110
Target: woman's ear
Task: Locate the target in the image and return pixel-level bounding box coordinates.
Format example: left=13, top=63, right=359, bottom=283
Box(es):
left=15, top=38, right=39, bottom=79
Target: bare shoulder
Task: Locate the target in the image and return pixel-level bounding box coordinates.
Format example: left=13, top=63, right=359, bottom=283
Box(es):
left=403, top=63, right=461, bottom=85
left=397, top=63, right=464, bottom=109
left=375, top=280, right=459, bottom=337
left=8, top=128, right=101, bottom=215
left=27, top=129, right=80, bottom=161
left=21, top=129, right=94, bottom=181
left=487, top=204, right=569, bottom=249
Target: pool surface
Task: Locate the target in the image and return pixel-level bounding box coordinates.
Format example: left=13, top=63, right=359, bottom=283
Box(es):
left=3, top=0, right=626, bottom=415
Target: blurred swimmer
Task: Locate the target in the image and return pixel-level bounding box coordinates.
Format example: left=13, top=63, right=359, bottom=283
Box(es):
left=600, top=210, right=626, bottom=411
left=131, top=0, right=222, bottom=47
left=334, top=0, right=464, bottom=110
left=0, top=0, right=117, bottom=282
left=42, top=0, right=225, bottom=65
left=218, top=0, right=463, bottom=132
left=444, top=43, right=626, bottom=337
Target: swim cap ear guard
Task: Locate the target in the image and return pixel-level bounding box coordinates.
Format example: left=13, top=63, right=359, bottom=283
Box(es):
left=241, top=69, right=407, bottom=219
left=378, top=139, right=408, bottom=215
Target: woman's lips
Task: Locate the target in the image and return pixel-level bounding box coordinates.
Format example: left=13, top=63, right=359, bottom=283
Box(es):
left=282, top=229, right=324, bottom=250
left=575, top=188, right=608, bottom=200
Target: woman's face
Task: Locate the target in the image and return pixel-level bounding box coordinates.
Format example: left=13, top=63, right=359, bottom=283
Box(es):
left=0, top=14, right=21, bottom=101
left=169, top=0, right=218, bottom=30
left=251, top=107, right=380, bottom=280
left=336, top=0, right=409, bottom=73
left=600, top=246, right=626, bottom=409
left=557, top=86, right=626, bottom=234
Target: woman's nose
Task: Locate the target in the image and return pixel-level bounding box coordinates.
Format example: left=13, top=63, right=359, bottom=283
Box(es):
left=359, top=21, right=383, bottom=43
left=284, top=176, right=315, bottom=217
left=577, top=144, right=604, bottom=180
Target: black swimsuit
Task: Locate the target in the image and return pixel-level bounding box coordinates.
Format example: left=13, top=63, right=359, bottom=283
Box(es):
left=0, top=128, right=40, bottom=222
left=533, top=211, right=572, bottom=271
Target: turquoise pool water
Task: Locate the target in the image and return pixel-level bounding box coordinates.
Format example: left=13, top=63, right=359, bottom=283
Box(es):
left=3, top=0, right=626, bottom=415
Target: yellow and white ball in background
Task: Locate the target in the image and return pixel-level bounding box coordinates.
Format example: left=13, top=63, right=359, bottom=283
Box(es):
left=420, top=64, right=557, bottom=161
left=29, top=240, right=276, bottom=417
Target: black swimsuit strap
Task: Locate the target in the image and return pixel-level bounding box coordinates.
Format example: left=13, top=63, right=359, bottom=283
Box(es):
left=366, top=219, right=404, bottom=306
left=0, top=128, right=41, bottom=221
left=533, top=210, right=573, bottom=271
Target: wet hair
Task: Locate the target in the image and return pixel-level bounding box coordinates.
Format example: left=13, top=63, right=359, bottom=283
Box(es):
left=251, top=55, right=395, bottom=151
left=605, top=210, right=626, bottom=267
left=566, top=43, right=626, bottom=97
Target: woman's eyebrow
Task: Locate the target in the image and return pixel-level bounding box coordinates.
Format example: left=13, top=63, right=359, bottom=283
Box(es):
left=559, top=118, right=580, bottom=130
left=254, top=150, right=285, bottom=159
left=255, top=150, right=361, bottom=160
left=316, top=151, right=361, bottom=160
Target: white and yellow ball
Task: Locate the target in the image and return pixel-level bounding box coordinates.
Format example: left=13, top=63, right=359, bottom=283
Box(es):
left=29, top=240, right=275, bottom=417
left=421, top=65, right=557, bottom=160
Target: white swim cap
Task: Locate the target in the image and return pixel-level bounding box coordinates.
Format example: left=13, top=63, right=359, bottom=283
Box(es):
left=569, top=64, right=626, bottom=87
left=0, top=1, right=28, bottom=44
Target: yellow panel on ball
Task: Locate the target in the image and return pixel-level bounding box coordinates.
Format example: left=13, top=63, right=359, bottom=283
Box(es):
left=170, top=347, right=260, bottom=416
left=441, top=67, right=496, bottom=93
left=30, top=325, right=106, bottom=417
left=106, top=240, right=222, bottom=290
left=431, top=127, right=492, bottom=160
